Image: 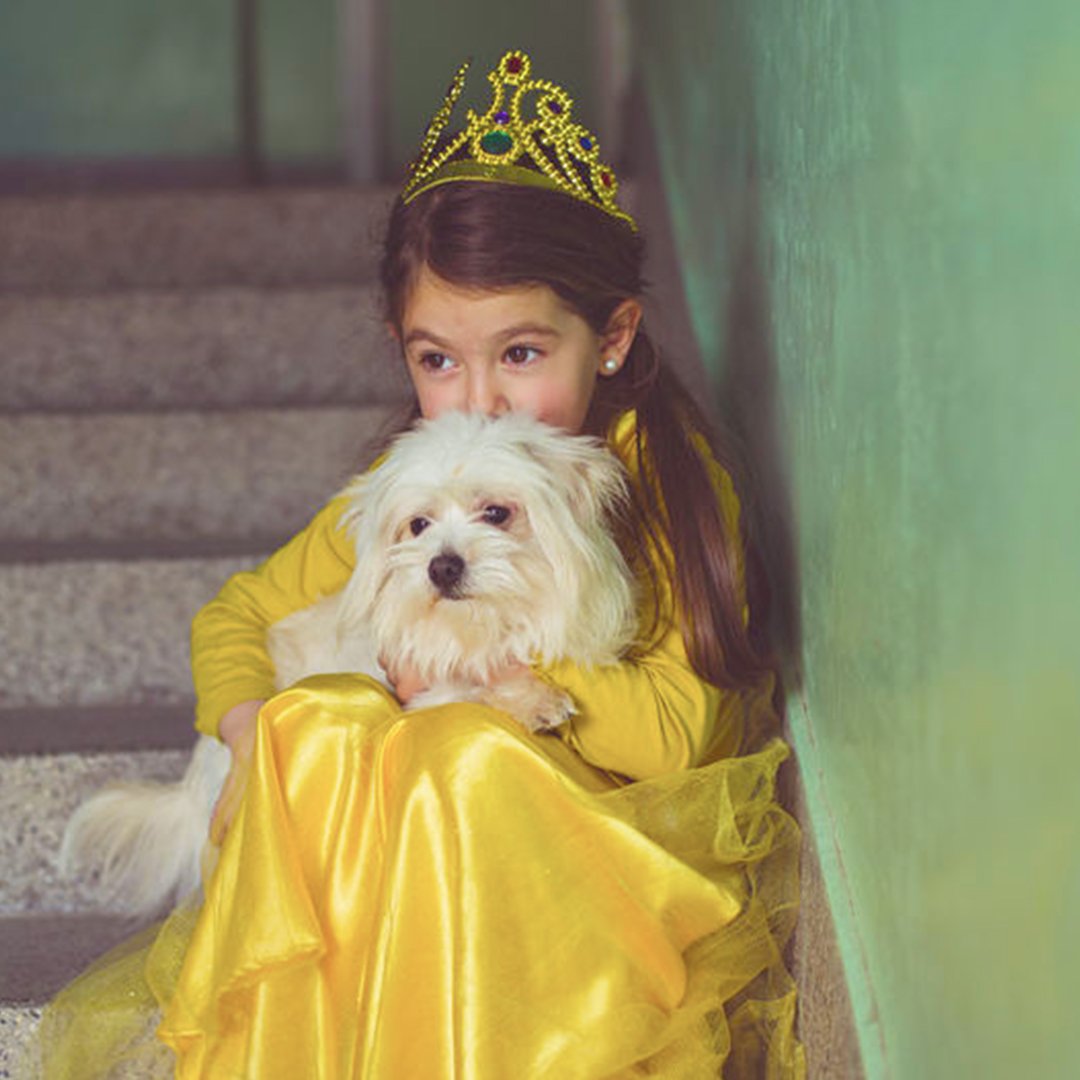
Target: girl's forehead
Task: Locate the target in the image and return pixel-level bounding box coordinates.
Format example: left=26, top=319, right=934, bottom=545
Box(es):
left=402, top=267, right=571, bottom=331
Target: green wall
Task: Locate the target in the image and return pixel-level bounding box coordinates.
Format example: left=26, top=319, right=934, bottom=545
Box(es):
left=0, top=0, right=337, bottom=163
left=386, top=1, right=595, bottom=173
left=259, top=0, right=339, bottom=161
left=0, top=1, right=590, bottom=172
left=0, top=0, right=235, bottom=156
left=629, top=2, right=1080, bottom=1077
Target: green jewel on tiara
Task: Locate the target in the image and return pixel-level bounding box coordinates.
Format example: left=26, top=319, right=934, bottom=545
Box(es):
left=401, top=50, right=636, bottom=231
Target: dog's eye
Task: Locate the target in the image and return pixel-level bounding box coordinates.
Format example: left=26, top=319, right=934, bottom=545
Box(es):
left=482, top=505, right=512, bottom=527
left=409, top=517, right=430, bottom=536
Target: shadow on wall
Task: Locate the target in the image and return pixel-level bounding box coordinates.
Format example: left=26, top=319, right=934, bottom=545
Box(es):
left=622, top=64, right=801, bottom=699
left=717, top=174, right=803, bottom=694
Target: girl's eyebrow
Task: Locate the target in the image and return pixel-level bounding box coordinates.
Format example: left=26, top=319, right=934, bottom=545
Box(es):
left=403, top=323, right=561, bottom=348
left=495, top=323, right=560, bottom=342
left=403, top=327, right=452, bottom=348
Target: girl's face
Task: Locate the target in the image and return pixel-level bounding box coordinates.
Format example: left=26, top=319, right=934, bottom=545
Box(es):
left=398, top=266, right=640, bottom=434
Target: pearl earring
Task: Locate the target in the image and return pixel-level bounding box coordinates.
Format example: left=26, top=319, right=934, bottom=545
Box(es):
left=602, top=357, right=619, bottom=373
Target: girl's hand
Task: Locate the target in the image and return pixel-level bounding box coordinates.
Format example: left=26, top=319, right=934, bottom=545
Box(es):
left=209, top=699, right=264, bottom=845
left=380, top=656, right=531, bottom=705
left=485, top=661, right=530, bottom=685
left=380, top=655, right=429, bottom=705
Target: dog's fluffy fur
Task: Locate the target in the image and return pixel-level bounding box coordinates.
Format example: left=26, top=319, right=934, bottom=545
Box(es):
left=61, top=412, right=637, bottom=918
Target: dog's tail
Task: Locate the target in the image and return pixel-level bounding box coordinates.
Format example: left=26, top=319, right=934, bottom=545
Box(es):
left=59, top=735, right=230, bottom=919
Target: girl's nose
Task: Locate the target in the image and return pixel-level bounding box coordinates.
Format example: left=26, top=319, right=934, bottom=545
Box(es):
left=466, top=372, right=509, bottom=417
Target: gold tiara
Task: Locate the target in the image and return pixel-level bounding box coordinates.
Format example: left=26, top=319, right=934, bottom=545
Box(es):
left=401, top=50, right=636, bottom=231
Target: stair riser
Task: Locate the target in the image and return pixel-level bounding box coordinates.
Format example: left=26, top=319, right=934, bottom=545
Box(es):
left=0, top=913, right=164, bottom=1009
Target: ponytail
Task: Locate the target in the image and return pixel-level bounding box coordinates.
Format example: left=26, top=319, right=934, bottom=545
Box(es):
left=589, top=331, right=772, bottom=691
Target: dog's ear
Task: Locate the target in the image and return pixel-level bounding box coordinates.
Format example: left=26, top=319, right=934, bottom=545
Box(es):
left=530, top=435, right=630, bottom=531
left=336, top=466, right=395, bottom=630
left=522, top=438, right=636, bottom=659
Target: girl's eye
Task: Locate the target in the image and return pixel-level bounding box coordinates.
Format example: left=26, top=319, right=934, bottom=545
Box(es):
left=482, top=505, right=512, bottom=527
left=418, top=353, right=454, bottom=373
left=504, top=345, right=540, bottom=367
left=409, top=517, right=430, bottom=536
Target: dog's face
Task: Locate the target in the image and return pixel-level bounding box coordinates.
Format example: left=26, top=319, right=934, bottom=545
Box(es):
left=338, top=412, right=636, bottom=684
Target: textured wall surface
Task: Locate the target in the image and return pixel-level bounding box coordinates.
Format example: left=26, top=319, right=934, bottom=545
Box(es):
left=630, top=2, right=1080, bottom=1077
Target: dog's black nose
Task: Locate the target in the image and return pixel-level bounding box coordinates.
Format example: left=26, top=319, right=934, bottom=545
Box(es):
left=428, top=553, right=466, bottom=594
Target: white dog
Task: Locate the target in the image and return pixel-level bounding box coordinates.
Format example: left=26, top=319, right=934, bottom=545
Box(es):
left=61, top=411, right=638, bottom=918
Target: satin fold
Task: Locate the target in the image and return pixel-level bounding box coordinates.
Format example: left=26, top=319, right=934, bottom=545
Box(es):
left=34, top=674, right=803, bottom=1078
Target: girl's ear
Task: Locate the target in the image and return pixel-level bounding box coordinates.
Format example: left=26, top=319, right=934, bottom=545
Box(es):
left=599, top=299, right=643, bottom=373
left=386, top=321, right=401, bottom=344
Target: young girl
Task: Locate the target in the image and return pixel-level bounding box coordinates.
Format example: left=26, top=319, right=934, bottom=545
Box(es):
left=40, top=50, right=803, bottom=1078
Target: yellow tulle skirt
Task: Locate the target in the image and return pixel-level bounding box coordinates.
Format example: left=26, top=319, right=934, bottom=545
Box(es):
left=33, top=675, right=804, bottom=1078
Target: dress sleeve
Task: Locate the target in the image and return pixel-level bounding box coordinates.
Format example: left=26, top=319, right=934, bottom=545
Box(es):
left=191, top=491, right=357, bottom=738
left=539, top=624, right=742, bottom=781
left=536, top=426, right=755, bottom=781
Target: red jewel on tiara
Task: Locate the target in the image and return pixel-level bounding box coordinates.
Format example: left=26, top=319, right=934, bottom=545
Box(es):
left=506, top=56, right=523, bottom=74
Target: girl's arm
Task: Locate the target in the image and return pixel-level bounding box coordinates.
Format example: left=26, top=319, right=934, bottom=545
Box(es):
left=208, top=698, right=264, bottom=842
left=192, top=491, right=356, bottom=738
left=536, top=620, right=766, bottom=781
left=538, top=433, right=766, bottom=780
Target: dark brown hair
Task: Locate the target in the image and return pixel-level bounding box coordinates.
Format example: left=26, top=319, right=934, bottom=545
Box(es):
left=379, top=181, right=770, bottom=691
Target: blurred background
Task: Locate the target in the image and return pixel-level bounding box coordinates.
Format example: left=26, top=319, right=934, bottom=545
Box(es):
left=0, top=0, right=618, bottom=189
left=2, top=2, right=1079, bottom=1078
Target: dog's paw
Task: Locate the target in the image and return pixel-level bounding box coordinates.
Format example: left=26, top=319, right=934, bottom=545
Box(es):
left=527, top=688, right=576, bottom=732
left=483, top=674, right=576, bottom=733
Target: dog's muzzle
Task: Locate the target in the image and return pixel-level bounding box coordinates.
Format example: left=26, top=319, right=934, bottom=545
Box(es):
left=428, top=552, right=466, bottom=597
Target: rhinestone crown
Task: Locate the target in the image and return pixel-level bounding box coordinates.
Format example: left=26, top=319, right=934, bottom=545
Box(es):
left=402, top=50, right=636, bottom=231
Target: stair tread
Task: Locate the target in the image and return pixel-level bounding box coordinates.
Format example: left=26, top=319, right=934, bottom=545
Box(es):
left=0, top=1002, right=43, bottom=1072
left=0, top=752, right=190, bottom=919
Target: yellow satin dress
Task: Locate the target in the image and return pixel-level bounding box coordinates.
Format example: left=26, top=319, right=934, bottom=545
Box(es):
left=35, top=413, right=804, bottom=1078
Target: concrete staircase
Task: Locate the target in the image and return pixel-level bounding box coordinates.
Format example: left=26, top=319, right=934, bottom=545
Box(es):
left=0, top=185, right=413, bottom=1071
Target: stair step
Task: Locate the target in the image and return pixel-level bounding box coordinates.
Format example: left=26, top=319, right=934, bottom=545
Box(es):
left=0, top=751, right=189, bottom=917
left=0, top=556, right=264, bottom=710
left=0, top=914, right=153, bottom=1005
left=1, top=1003, right=42, bottom=1074
left=0, top=405, right=394, bottom=548
left=0, top=284, right=408, bottom=413
left=0, top=538, right=293, bottom=565
left=0, top=185, right=395, bottom=295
